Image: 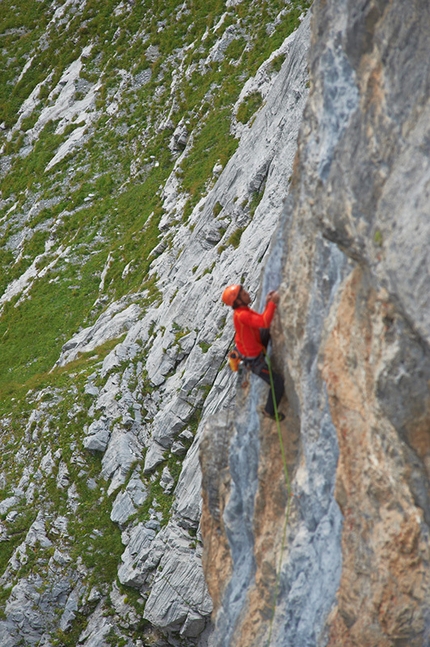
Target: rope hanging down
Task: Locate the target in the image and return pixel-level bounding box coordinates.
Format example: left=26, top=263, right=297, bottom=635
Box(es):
left=265, top=353, right=293, bottom=647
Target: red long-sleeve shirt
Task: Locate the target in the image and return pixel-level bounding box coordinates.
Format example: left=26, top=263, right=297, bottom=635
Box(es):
left=233, top=301, right=276, bottom=357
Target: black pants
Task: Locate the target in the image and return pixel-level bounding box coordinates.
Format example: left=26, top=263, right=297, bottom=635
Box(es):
left=246, top=353, right=284, bottom=417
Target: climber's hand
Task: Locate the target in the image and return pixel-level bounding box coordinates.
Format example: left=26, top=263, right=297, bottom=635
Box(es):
left=267, top=290, right=280, bottom=305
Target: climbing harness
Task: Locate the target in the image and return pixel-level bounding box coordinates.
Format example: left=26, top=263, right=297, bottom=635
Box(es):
left=226, top=345, right=252, bottom=388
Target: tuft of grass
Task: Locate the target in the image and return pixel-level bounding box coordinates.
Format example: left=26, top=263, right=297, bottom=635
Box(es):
left=373, top=229, right=383, bottom=246
left=217, top=225, right=246, bottom=254
left=270, top=53, right=286, bottom=73
left=213, top=201, right=223, bottom=217
left=236, top=91, right=263, bottom=125
left=199, top=341, right=211, bottom=353
left=249, top=184, right=266, bottom=217
left=226, top=226, right=246, bottom=248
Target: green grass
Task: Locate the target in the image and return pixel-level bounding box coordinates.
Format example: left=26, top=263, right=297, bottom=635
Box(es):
left=226, top=226, right=246, bottom=248
left=1, top=122, right=68, bottom=198
left=270, top=53, right=286, bottom=73
left=237, top=91, right=264, bottom=125
left=0, top=259, right=101, bottom=392
left=0, top=509, right=38, bottom=578
left=179, top=108, right=239, bottom=206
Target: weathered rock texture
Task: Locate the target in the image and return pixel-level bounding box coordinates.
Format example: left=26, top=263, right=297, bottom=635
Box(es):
left=200, top=1, right=430, bottom=646
left=323, top=268, right=430, bottom=646
left=1, top=0, right=430, bottom=645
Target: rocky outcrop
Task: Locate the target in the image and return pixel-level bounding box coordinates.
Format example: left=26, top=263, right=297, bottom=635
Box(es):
left=200, top=1, right=430, bottom=646
left=89, top=14, right=311, bottom=642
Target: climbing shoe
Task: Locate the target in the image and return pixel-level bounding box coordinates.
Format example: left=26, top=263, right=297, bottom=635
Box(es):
left=261, top=409, right=285, bottom=422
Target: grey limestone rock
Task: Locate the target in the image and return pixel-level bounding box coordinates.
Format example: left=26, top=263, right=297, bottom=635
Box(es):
left=173, top=437, right=204, bottom=529
left=101, top=426, right=143, bottom=494
left=143, top=522, right=213, bottom=635
left=118, top=523, right=158, bottom=588
left=169, top=118, right=189, bottom=151
left=56, top=300, right=142, bottom=367
left=56, top=461, right=70, bottom=489
left=206, top=24, right=239, bottom=64
left=303, top=0, right=430, bottom=346
left=201, top=3, right=430, bottom=647
left=0, top=497, right=19, bottom=516
left=143, top=441, right=166, bottom=474
left=159, top=466, right=174, bottom=494
left=111, top=470, right=148, bottom=526
left=78, top=601, right=114, bottom=647
left=84, top=419, right=111, bottom=452
left=170, top=440, right=187, bottom=456
left=110, top=490, right=137, bottom=526
left=60, top=584, right=83, bottom=632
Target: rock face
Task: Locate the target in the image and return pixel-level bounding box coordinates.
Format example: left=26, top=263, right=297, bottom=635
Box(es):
left=322, top=268, right=430, bottom=646
left=100, top=15, right=311, bottom=643
left=1, top=0, right=429, bottom=645
left=200, top=1, right=430, bottom=646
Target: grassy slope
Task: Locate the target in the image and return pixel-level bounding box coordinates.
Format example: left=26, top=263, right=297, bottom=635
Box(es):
left=0, top=0, right=309, bottom=397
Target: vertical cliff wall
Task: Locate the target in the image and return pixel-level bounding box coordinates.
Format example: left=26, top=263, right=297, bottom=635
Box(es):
left=200, top=1, right=430, bottom=646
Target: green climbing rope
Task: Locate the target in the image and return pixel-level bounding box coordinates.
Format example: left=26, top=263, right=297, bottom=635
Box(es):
left=265, top=353, right=293, bottom=647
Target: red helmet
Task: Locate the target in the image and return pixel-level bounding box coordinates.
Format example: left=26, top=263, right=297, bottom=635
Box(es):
left=222, top=284, right=241, bottom=306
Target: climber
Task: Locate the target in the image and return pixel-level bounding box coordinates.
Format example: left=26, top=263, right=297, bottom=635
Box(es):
left=222, top=284, right=285, bottom=421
